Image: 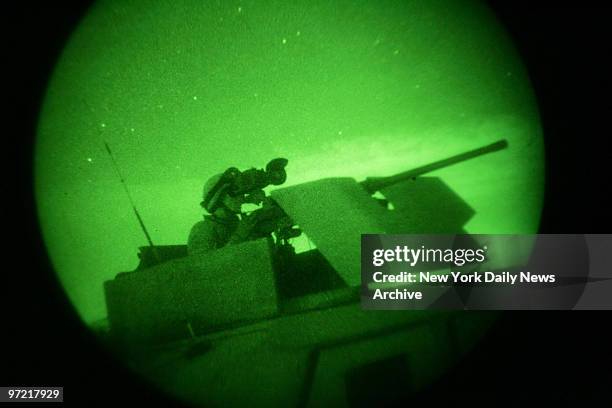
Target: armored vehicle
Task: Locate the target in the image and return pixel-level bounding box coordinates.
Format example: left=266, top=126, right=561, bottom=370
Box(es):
left=103, top=140, right=507, bottom=407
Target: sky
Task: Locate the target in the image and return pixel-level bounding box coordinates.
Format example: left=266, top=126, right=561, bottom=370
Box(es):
left=35, top=0, right=544, bottom=323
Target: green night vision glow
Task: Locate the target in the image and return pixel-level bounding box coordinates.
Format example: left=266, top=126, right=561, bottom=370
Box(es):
left=34, top=0, right=544, bottom=406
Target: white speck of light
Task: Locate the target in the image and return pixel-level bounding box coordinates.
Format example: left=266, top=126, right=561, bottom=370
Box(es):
left=338, top=130, right=343, bottom=135
left=282, top=38, right=287, bottom=44
left=86, top=157, right=93, bottom=163
left=193, top=96, right=198, bottom=101
left=296, top=30, right=301, bottom=36
left=100, top=123, right=106, bottom=128
left=130, top=128, right=135, bottom=132
left=238, top=6, right=242, bottom=13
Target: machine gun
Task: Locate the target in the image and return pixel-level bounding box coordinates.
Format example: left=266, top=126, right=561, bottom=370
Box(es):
left=241, top=139, right=508, bottom=244
left=360, top=139, right=508, bottom=194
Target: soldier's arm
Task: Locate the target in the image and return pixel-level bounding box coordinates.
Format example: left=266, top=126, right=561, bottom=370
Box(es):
left=228, top=213, right=261, bottom=244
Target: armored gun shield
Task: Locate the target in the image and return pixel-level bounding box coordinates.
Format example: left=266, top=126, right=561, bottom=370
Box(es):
left=271, top=176, right=475, bottom=286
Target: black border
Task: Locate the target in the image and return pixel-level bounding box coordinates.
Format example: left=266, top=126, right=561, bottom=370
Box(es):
left=4, top=1, right=611, bottom=406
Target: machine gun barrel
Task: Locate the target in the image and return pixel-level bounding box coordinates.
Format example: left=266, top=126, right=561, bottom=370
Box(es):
left=360, top=139, right=508, bottom=194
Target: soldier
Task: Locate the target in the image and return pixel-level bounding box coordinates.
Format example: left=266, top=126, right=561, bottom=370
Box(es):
left=187, top=158, right=288, bottom=254
left=187, top=173, right=259, bottom=254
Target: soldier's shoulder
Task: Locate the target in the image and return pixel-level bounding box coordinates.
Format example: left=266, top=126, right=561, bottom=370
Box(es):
left=188, top=217, right=218, bottom=254
left=190, top=217, right=215, bottom=232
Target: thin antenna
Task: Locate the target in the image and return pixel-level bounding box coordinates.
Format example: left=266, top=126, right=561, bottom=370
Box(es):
left=104, top=141, right=160, bottom=261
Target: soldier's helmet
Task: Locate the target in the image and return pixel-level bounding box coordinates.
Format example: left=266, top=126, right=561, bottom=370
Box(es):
left=200, top=173, right=228, bottom=213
